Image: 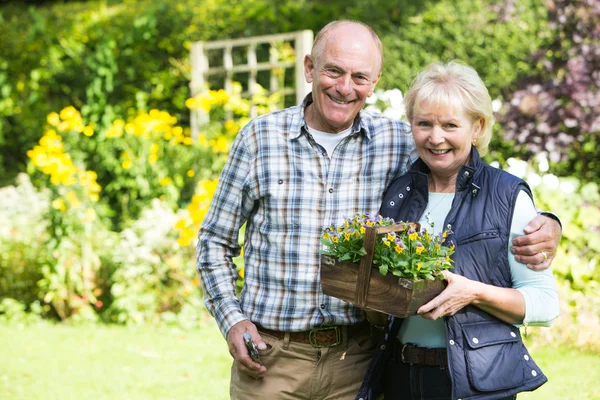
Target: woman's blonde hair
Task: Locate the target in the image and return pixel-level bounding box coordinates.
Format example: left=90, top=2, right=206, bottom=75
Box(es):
left=404, top=61, right=493, bottom=156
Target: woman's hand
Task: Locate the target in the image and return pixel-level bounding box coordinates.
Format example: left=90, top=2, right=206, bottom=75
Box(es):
left=417, top=270, right=526, bottom=324
left=417, top=270, right=479, bottom=320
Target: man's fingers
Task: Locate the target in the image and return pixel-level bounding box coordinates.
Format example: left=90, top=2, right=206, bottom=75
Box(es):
left=514, top=249, right=552, bottom=264
left=236, top=359, right=266, bottom=380
left=526, top=256, right=552, bottom=271
left=521, top=215, right=545, bottom=234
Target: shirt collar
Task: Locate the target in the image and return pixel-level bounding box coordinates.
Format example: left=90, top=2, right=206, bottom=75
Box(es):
left=293, top=93, right=367, bottom=140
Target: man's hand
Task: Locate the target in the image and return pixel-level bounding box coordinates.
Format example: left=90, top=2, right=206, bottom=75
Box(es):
left=511, top=214, right=562, bottom=271
left=226, top=320, right=268, bottom=379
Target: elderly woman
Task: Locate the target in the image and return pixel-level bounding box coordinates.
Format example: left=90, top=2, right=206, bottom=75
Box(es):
left=357, top=62, right=559, bottom=400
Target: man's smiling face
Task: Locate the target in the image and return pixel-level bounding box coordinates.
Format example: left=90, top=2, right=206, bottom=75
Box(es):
left=303, top=24, right=381, bottom=133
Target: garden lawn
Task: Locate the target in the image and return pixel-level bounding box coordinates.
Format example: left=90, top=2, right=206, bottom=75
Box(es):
left=1, top=322, right=599, bottom=399
left=0, top=321, right=230, bottom=400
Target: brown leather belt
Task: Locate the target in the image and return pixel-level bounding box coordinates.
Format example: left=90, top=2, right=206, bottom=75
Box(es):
left=397, top=343, right=448, bottom=368
left=258, top=322, right=369, bottom=348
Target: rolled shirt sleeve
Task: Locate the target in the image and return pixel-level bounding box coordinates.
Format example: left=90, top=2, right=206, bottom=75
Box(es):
left=196, top=126, right=255, bottom=337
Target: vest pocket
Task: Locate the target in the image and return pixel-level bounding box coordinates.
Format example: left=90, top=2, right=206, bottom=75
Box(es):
left=455, top=229, right=499, bottom=245
left=461, top=320, right=527, bottom=392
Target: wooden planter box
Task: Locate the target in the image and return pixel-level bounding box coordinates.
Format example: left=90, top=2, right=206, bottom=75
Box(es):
left=320, top=222, right=446, bottom=318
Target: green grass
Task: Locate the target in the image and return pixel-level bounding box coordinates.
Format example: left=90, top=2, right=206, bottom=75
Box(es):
left=519, top=344, right=600, bottom=400
left=1, top=321, right=599, bottom=399
left=0, top=321, right=231, bottom=400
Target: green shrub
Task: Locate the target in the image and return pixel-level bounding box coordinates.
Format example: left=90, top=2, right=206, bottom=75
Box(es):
left=504, top=158, right=600, bottom=352
left=0, top=0, right=551, bottom=185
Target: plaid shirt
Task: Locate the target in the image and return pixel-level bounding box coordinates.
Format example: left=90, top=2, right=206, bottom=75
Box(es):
left=197, top=95, right=416, bottom=337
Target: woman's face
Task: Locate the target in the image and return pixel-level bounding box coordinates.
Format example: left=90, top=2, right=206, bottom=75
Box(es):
left=411, top=100, right=482, bottom=179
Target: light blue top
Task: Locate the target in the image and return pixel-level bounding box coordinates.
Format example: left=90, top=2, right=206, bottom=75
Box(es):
left=398, top=191, right=560, bottom=348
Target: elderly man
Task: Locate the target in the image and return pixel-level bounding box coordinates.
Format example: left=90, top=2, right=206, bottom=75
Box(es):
left=197, top=20, right=561, bottom=399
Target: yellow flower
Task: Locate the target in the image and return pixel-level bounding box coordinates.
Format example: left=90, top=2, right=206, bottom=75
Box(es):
left=106, top=120, right=125, bottom=138
left=65, top=191, right=81, bottom=208
left=415, top=246, right=425, bottom=254
left=82, top=126, right=94, bottom=137
left=323, top=232, right=331, bottom=240
left=159, top=177, right=173, bottom=186
left=85, top=208, right=96, bottom=222
left=394, top=245, right=404, bottom=254
left=209, top=137, right=231, bottom=153
left=47, top=112, right=60, bottom=127
left=417, top=263, right=422, bottom=271
left=409, top=232, right=418, bottom=241
left=238, top=267, right=245, bottom=279
left=186, top=169, right=195, bottom=177
left=331, top=236, right=339, bottom=244
left=52, top=198, right=67, bottom=211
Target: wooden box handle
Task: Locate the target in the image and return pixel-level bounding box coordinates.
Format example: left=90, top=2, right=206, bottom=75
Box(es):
left=353, top=222, right=420, bottom=308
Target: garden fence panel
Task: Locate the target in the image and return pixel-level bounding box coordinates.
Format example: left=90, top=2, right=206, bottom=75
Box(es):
left=190, top=30, right=313, bottom=138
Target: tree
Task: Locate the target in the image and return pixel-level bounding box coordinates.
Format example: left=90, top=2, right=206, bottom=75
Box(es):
left=502, top=0, right=600, bottom=181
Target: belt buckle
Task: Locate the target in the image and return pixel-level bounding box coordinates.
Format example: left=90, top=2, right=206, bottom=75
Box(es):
left=308, top=326, right=341, bottom=348
left=400, top=343, right=409, bottom=363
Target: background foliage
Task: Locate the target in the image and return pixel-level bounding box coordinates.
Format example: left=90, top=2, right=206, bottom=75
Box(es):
left=0, top=0, right=599, bottom=353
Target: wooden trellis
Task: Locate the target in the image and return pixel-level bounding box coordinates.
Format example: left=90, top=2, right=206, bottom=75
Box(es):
left=189, top=30, right=313, bottom=138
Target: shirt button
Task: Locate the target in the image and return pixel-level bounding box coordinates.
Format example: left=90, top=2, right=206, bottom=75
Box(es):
left=380, top=344, right=386, bottom=350
left=278, top=179, right=284, bottom=184
left=320, top=304, right=326, bottom=309
left=398, top=193, right=404, bottom=199
left=328, top=188, right=333, bottom=193
left=449, top=340, right=455, bottom=345
left=406, top=186, right=411, bottom=191
left=390, top=201, right=395, bottom=206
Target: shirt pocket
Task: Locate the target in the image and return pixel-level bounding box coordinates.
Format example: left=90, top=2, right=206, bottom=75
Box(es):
left=461, top=320, right=529, bottom=392
left=261, top=177, right=300, bottom=232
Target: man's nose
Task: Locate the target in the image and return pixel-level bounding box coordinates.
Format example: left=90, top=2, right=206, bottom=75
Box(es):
left=335, top=74, right=352, bottom=96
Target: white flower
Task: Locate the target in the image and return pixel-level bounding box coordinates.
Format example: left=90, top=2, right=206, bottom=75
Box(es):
left=542, top=174, right=560, bottom=189
left=505, top=158, right=529, bottom=178
left=386, top=89, right=404, bottom=109
left=526, top=172, right=542, bottom=188
left=535, top=152, right=550, bottom=172
left=560, top=181, right=577, bottom=193
left=492, top=99, right=503, bottom=113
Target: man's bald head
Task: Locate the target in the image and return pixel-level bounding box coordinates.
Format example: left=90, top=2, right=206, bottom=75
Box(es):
left=311, top=21, right=384, bottom=75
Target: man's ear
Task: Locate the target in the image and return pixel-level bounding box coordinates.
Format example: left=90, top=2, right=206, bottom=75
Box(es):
left=304, top=54, right=315, bottom=84
left=367, top=72, right=382, bottom=97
